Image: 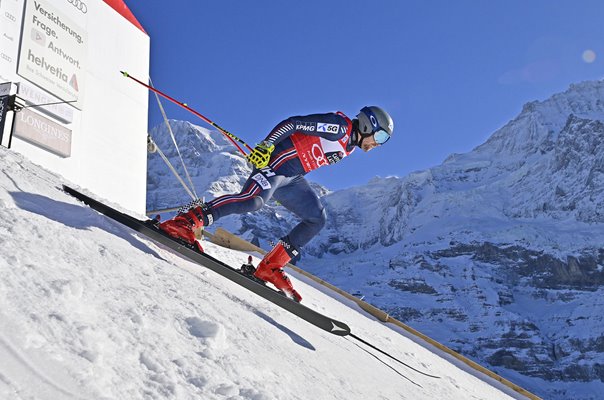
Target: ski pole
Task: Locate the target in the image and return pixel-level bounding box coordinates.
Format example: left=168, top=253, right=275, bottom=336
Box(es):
left=120, top=71, right=252, bottom=155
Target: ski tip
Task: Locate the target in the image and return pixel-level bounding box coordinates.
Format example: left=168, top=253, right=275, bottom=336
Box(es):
left=120, top=70, right=129, bottom=77
left=330, top=321, right=351, bottom=336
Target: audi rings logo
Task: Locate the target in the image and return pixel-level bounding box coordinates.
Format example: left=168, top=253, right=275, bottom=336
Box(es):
left=311, top=144, right=328, bottom=166
left=67, top=0, right=88, bottom=13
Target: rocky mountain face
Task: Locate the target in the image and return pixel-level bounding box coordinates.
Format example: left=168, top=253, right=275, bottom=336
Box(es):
left=147, top=80, right=604, bottom=400
left=146, top=120, right=252, bottom=212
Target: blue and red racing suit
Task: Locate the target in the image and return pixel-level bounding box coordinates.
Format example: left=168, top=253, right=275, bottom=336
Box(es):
left=206, top=112, right=356, bottom=252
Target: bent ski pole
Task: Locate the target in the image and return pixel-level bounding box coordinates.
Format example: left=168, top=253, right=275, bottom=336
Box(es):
left=120, top=71, right=252, bottom=155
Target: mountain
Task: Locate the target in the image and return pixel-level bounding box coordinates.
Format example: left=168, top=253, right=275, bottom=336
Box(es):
left=146, top=120, right=253, bottom=212
left=147, top=80, right=604, bottom=399
left=0, top=148, right=517, bottom=399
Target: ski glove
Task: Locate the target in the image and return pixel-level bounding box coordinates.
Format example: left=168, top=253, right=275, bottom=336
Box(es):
left=246, top=141, right=275, bottom=169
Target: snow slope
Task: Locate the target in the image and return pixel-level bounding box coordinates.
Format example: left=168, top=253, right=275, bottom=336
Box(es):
left=0, top=149, right=520, bottom=399
left=145, top=81, right=604, bottom=399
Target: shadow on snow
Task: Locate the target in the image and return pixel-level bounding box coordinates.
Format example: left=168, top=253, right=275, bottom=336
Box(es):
left=10, top=191, right=164, bottom=261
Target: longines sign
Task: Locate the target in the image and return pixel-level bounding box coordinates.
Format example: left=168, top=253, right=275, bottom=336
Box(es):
left=17, top=0, right=87, bottom=109
left=14, top=108, right=72, bottom=157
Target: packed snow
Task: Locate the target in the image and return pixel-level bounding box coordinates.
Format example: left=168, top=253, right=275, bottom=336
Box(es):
left=145, top=81, right=604, bottom=400
left=0, top=148, right=524, bottom=399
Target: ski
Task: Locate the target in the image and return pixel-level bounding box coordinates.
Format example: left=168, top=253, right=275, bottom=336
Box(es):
left=63, top=185, right=351, bottom=336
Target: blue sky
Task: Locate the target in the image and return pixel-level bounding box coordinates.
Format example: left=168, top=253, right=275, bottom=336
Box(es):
left=127, top=0, right=604, bottom=191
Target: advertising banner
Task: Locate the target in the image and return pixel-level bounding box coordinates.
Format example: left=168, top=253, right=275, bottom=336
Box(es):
left=19, top=80, right=75, bottom=123
left=0, top=95, right=10, bottom=138
left=0, top=81, right=12, bottom=96
left=14, top=108, right=72, bottom=157
left=0, top=82, right=14, bottom=147
left=17, top=0, right=87, bottom=108
left=0, top=0, right=25, bottom=82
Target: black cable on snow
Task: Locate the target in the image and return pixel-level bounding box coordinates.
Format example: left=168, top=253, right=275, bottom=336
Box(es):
left=348, top=333, right=441, bottom=379
left=346, top=337, right=422, bottom=388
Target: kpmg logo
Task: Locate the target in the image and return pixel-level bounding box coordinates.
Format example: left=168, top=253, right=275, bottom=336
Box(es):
left=295, top=123, right=315, bottom=132
left=67, top=0, right=87, bottom=13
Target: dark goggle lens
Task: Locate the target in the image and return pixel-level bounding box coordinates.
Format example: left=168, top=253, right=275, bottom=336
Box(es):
left=373, top=129, right=391, bottom=144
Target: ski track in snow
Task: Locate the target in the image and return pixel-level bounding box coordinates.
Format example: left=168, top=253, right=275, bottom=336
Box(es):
left=0, top=148, right=520, bottom=399
left=0, top=331, right=89, bottom=400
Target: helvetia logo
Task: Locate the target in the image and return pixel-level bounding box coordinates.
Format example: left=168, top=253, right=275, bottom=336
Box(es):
left=69, top=74, right=78, bottom=91
left=27, top=49, right=70, bottom=84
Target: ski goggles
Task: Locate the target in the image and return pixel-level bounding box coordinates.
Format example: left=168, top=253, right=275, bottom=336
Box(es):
left=373, top=129, right=391, bottom=145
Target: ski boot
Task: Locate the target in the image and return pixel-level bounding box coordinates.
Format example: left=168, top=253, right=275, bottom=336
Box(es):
left=158, top=204, right=212, bottom=253
left=254, top=239, right=302, bottom=302
left=240, top=256, right=257, bottom=276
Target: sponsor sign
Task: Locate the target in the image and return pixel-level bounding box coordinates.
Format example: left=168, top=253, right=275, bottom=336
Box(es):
left=0, top=0, right=25, bottom=78
left=259, top=166, right=276, bottom=177
left=0, top=94, right=10, bottom=138
left=251, top=172, right=271, bottom=190
left=0, top=82, right=15, bottom=147
left=66, top=0, right=88, bottom=14
left=18, top=0, right=87, bottom=108
left=14, top=107, right=72, bottom=157
left=0, top=81, right=12, bottom=96
left=316, top=123, right=339, bottom=134
left=18, top=80, right=74, bottom=123
left=295, top=122, right=316, bottom=132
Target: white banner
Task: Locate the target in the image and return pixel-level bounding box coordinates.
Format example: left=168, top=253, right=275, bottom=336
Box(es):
left=0, top=0, right=25, bottom=81
left=18, top=0, right=87, bottom=108
left=19, top=80, right=75, bottom=123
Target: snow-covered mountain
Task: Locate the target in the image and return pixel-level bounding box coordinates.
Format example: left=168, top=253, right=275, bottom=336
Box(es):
left=147, top=80, right=604, bottom=400
left=0, top=148, right=520, bottom=399
left=146, top=120, right=253, bottom=212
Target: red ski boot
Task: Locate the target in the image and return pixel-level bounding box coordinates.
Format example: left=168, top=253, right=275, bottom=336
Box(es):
left=254, top=240, right=302, bottom=302
left=158, top=205, right=210, bottom=252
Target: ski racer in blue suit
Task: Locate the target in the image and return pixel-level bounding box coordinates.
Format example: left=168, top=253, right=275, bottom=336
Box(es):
left=159, top=106, right=394, bottom=302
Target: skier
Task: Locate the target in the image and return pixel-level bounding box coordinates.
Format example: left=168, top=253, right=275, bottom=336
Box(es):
left=159, top=106, right=394, bottom=302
